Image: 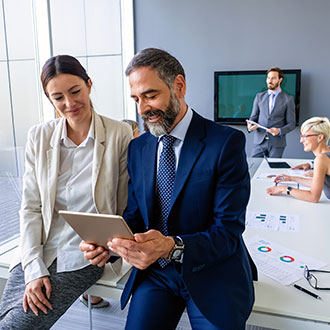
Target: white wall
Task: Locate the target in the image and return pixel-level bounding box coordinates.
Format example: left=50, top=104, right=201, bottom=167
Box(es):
left=133, top=0, right=330, bottom=159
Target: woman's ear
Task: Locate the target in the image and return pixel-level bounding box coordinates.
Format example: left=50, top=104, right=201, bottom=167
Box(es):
left=87, top=79, right=92, bottom=93
left=318, top=133, right=325, bottom=143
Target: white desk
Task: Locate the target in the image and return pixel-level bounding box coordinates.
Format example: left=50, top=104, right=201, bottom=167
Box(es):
left=246, top=158, right=330, bottom=330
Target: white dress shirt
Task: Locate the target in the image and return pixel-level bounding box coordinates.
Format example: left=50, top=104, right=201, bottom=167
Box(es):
left=157, top=106, right=193, bottom=170
left=24, top=117, right=96, bottom=284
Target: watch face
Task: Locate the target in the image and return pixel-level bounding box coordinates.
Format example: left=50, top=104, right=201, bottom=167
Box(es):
left=172, top=249, right=183, bottom=259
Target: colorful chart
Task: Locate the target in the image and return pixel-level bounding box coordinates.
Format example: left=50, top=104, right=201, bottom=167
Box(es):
left=280, top=255, right=295, bottom=263
left=258, top=246, right=272, bottom=253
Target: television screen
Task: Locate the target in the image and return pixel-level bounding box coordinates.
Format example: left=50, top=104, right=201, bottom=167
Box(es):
left=214, top=70, right=301, bottom=125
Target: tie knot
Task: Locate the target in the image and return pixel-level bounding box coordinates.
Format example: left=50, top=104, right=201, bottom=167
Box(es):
left=161, top=135, right=177, bottom=149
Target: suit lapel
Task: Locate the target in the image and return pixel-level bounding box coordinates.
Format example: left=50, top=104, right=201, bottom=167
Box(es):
left=45, top=119, right=63, bottom=235
left=261, top=92, right=269, bottom=112
left=92, top=113, right=105, bottom=210
left=142, top=134, right=158, bottom=226
left=272, top=92, right=284, bottom=113
left=169, top=111, right=206, bottom=211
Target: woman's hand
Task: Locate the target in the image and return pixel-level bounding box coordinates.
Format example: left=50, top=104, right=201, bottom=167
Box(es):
left=273, top=174, right=291, bottom=183
left=23, top=276, right=53, bottom=316
left=291, top=163, right=311, bottom=171
left=79, top=241, right=110, bottom=267
left=266, top=185, right=287, bottom=195
left=304, top=170, right=314, bottom=178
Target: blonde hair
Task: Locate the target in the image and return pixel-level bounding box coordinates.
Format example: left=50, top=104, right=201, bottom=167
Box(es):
left=301, top=117, right=330, bottom=144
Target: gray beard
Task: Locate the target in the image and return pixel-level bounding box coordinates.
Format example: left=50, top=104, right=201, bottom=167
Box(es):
left=143, top=92, right=181, bottom=137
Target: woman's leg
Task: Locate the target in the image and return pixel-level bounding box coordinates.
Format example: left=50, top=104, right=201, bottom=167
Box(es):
left=0, top=261, right=103, bottom=330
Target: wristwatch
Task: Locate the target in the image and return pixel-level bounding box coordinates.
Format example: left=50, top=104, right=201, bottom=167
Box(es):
left=287, top=186, right=293, bottom=195
left=167, top=236, right=185, bottom=261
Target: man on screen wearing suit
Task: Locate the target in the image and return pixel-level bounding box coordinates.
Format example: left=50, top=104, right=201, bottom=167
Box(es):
left=247, top=67, right=296, bottom=158
left=81, top=48, right=256, bottom=330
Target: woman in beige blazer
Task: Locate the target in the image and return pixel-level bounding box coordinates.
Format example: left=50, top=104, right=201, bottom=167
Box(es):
left=0, top=55, right=132, bottom=329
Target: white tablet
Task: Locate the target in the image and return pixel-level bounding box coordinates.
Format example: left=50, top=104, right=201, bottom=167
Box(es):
left=59, top=210, right=134, bottom=249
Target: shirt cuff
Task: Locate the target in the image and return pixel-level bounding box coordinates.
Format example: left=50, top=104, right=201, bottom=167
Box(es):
left=278, top=128, right=282, bottom=136
left=24, top=258, right=50, bottom=284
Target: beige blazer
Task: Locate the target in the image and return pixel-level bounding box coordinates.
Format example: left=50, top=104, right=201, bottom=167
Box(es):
left=11, top=111, right=132, bottom=270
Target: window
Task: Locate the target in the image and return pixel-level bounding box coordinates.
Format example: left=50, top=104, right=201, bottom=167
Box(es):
left=0, top=0, right=135, bottom=177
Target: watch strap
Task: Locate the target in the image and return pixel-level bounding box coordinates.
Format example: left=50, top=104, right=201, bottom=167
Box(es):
left=167, top=236, right=184, bottom=260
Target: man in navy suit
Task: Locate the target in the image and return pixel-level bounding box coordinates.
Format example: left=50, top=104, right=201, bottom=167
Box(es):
left=247, top=67, right=296, bottom=158
left=81, top=48, right=255, bottom=330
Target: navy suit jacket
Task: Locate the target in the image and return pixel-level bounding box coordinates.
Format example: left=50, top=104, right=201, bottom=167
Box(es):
left=121, top=111, right=255, bottom=329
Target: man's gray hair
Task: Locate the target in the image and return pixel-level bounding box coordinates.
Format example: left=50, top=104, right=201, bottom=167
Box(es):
left=125, top=48, right=185, bottom=88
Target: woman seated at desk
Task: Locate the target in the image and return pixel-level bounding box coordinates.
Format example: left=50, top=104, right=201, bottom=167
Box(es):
left=266, top=117, right=330, bottom=203
left=0, top=55, right=132, bottom=329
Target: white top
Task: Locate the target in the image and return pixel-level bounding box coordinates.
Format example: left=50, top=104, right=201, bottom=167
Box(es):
left=24, top=117, right=96, bottom=284
left=157, top=106, right=193, bottom=170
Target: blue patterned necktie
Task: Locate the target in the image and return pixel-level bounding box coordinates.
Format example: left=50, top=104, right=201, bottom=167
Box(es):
left=156, top=135, right=177, bottom=267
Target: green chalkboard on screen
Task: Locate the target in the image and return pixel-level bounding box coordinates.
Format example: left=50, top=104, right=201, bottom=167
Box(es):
left=214, top=70, right=301, bottom=125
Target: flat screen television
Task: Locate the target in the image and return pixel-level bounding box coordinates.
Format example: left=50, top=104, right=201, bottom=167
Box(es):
left=214, top=69, right=301, bottom=125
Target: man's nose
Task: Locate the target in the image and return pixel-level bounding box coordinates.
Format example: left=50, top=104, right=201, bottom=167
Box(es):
left=137, top=99, right=151, bottom=115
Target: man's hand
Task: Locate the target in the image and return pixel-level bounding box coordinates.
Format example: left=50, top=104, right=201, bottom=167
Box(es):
left=291, top=163, right=311, bottom=171
left=266, top=127, right=280, bottom=136
left=23, top=277, right=53, bottom=316
left=108, top=230, right=174, bottom=270
left=79, top=241, right=110, bottom=267
left=246, top=120, right=258, bottom=131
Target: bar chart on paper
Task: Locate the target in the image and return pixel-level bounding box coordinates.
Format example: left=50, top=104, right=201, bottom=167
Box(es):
left=246, top=211, right=300, bottom=232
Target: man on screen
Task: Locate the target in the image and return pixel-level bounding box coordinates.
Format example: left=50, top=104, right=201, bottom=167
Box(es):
left=247, top=67, right=296, bottom=158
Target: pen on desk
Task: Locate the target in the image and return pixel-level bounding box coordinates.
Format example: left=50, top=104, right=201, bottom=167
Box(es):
left=293, top=284, right=321, bottom=300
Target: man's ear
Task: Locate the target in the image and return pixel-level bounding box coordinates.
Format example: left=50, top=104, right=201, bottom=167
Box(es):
left=173, top=74, right=186, bottom=99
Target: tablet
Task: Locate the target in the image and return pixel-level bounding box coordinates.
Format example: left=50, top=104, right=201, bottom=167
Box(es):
left=59, top=210, right=134, bottom=249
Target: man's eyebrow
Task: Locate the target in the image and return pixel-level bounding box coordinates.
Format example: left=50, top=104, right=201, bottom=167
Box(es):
left=130, top=88, right=158, bottom=98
